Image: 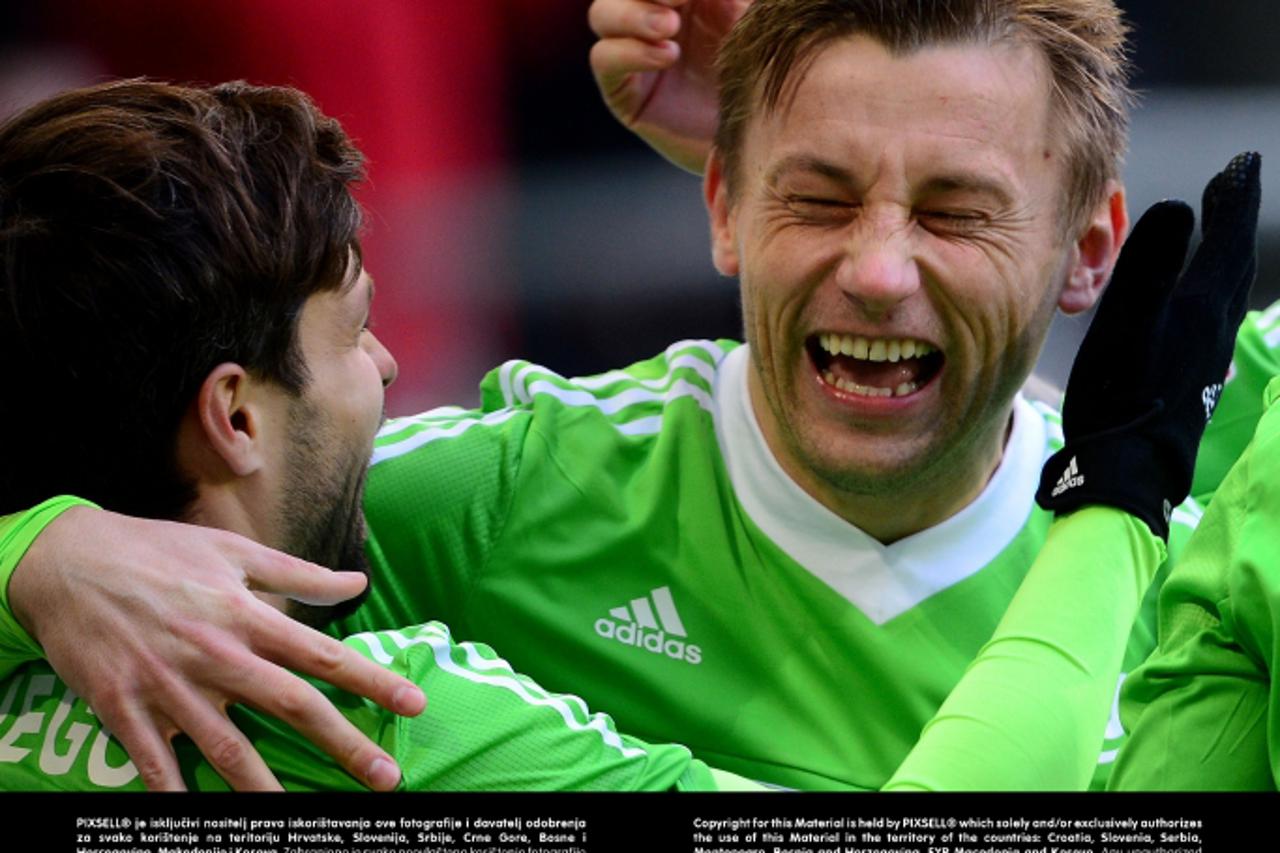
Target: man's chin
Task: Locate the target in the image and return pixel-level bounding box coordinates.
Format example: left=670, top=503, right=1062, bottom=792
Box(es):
left=793, top=429, right=945, bottom=496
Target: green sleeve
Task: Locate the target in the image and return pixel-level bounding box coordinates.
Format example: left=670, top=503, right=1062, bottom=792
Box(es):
left=885, top=506, right=1162, bottom=791
left=199, top=622, right=712, bottom=791
left=1111, top=377, right=1280, bottom=790
left=361, top=623, right=711, bottom=792
left=0, top=497, right=99, bottom=677
left=696, top=766, right=770, bottom=791
left=1223, top=421, right=1280, bottom=788
left=0, top=620, right=716, bottom=791
left=1192, top=306, right=1280, bottom=505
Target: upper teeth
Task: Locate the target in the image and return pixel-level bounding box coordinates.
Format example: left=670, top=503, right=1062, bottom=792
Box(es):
left=818, top=334, right=936, bottom=363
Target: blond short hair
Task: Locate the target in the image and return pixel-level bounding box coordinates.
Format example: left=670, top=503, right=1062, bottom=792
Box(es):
left=714, top=0, right=1133, bottom=233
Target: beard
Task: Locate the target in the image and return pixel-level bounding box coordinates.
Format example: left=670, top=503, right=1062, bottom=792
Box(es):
left=277, top=396, right=374, bottom=629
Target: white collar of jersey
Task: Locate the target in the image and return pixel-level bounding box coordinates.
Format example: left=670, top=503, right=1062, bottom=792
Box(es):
left=712, top=345, right=1045, bottom=625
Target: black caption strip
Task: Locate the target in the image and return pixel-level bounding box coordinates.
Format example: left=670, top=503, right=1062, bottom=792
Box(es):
left=8, top=792, right=1267, bottom=853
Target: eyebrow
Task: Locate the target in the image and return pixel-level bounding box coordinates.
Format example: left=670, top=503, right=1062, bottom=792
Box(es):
left=916, top=173, right=1015, bottom=207
left=765, top=154, right=855, bottom=187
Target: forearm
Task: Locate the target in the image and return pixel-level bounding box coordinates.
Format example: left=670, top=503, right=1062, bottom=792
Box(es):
left=886, top=507, right=1162, bottom=791
left=1111, top=391, right=1277, bottom=791
left=0, top=496, right=98, bottom=675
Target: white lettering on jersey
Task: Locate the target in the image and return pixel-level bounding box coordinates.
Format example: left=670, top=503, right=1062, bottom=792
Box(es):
left=0, top=672, right=137, bottom=786
left=594, top=587, right=702, bottom=665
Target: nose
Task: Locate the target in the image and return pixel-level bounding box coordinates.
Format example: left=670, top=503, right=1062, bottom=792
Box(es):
left=365, top=331, right=399, bottom=388
left=833, top=207, right=921, bottom=318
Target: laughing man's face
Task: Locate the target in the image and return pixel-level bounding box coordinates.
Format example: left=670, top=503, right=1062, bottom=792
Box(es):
left=709, top=35, right=1097, bottom=533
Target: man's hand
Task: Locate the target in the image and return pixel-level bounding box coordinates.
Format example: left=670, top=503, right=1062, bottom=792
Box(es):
left=9, top=506, right=426, bottom=791
left=588, top=0, right=748, bottom=173
left=1037, top=152, right=1261, bottom=537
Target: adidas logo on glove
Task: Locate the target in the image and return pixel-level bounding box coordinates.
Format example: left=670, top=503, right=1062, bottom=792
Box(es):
left=594, top=586, right=702, bottom=665
left=1050, top=456, right=1085, bottom=497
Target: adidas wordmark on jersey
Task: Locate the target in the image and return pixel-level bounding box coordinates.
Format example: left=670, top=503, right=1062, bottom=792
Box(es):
left=594, top=586, right=702, bottom=665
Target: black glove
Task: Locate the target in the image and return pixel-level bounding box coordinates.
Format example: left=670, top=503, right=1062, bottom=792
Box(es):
left=1036, top=151, right=1261, bottom=539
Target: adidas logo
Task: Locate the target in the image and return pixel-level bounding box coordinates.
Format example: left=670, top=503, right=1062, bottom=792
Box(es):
left=594, top=586, right=702, bottom=665
left=1050, top=455, right=1085, bottom=497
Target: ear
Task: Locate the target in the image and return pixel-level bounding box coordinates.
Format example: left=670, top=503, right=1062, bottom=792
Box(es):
left=193, top=363, right=268, bottom=478
left=1059, top=181, right=1128, bottom=315
left=705, top=150, right=740, bottom=276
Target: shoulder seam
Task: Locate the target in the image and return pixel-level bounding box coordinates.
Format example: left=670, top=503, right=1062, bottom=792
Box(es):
left=371, top=409, right=530, bottom=468
left=496, top=340, right=735, bottom=435
left=468, top=407, right=531, bottom=623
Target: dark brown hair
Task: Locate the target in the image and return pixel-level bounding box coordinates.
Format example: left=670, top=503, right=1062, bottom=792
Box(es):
left=714, top=0, right=1133, bottom=232
left=0, top=79, right=365, bottom=517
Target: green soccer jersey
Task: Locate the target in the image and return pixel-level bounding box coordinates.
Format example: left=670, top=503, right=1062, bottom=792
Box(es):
left=1110, top=375, right=1280, bottom=791
left=1190, top=306, right=1280, bottom=505
left=0, top=619, right=727, bottom=791
left=342, top=340, right=1201, bottom=791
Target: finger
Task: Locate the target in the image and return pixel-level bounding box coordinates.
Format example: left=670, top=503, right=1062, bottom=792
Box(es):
left=589, top=38, right=681, bottom=90
left=1185, top=151, right=1261, bottom=297
left=1075, top=201, right=1193, bottom=382
left=1106, top=200, right=1194, bottom=313
left=249, top=608, right=427, bottom=717
left=99, top=707, right=188, bottom=791
left=162, top=683, right=285, bottom=792
left=1200, top=150, right=1261, bottom=238
left=1229, top=253, right=1258, bottom=321
left=234, top=658, right=403, bottom=791
left=590, top=0, right=683, bottom=40
left=234, top=541, right=369, bottom=605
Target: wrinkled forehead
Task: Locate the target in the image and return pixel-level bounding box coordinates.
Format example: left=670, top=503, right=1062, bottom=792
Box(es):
left=755, top=35, right=1056, bottom=159
left=762, top=29, right=1050, bottom=124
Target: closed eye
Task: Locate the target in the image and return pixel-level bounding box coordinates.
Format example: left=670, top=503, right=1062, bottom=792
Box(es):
left=917, top=209, right=987, bottom=235
left=787, top=196, right=855, bottom=223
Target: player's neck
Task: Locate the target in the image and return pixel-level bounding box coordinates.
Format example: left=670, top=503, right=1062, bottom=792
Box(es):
left=181, top=486, right=271, bottom=547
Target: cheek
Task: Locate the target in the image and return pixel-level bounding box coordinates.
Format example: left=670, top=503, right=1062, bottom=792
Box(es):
left=741, top=238, right=823, bottom=333
left=930, top=241, right=1056, bottom=342
left=739, top=271, right=795, bottom=368
left=333, top=356, right=386, bottom=433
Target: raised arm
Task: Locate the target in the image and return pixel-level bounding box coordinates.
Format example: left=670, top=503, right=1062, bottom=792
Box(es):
left=3, top=502, right=425, bottom=791
left=588, top=0, right=747, bottom=173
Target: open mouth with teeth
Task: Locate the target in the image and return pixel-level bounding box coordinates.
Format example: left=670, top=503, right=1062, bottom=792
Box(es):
left=807, top=333, right=944, bottom=399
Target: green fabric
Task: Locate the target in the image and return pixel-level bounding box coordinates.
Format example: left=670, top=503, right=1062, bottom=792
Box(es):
left=0, top=497, right=98, bottom=678
left=1111, top=375, right=1280, bottom=790
left=887, top=507, right=1163, bottom=790
left=3, top=313, right=1271, bottom=791
left=0, top=505, right=1165, bottom=793
left=341, top=340, right=1193, bottom=791
left=1191, top=307, right=1280, bottom=505
left=0, top=621, right=719, bottom=791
